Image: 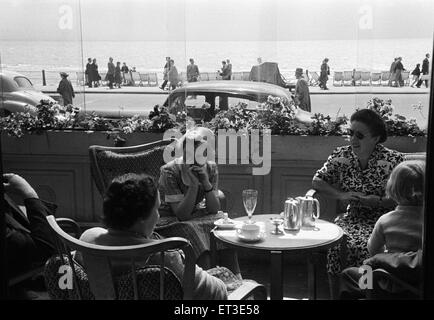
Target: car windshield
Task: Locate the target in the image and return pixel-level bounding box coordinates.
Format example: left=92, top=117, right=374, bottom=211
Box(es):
left=14, top=76, right=34, bottom=89
left=168, top=92, right=275, bottom=112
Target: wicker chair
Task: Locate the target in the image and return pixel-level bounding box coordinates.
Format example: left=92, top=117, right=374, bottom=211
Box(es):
left=89, top=140, right=174, bottom=196
left=8, top=211, right=81, bottom=288
left=44, top=216, right=267, bottom=300
left=89, top=139, right=228, bottom=210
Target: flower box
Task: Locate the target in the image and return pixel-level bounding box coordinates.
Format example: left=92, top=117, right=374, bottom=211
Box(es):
left=1, top=131, right=426, bottom=223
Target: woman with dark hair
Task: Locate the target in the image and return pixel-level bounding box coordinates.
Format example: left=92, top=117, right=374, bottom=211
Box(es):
left=312, top=109, right=405, bottom=297
left=79, top=173, right=228, bottom=299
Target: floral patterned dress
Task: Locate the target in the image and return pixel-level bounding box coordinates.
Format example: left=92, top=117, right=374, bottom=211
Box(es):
left=314, top=144, right=404, bottom=275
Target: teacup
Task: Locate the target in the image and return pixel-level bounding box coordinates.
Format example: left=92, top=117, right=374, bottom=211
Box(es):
left=237, top=223, right=260, bottom=239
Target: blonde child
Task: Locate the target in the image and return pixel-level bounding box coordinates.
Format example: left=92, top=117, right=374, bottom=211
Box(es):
left=339, top=160, right=424, bottom=299
left=367, top=160, right=425, bottom=256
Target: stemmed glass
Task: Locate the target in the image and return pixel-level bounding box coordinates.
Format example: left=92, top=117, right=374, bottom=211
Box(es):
left=242, top=189, right=258, bottom=224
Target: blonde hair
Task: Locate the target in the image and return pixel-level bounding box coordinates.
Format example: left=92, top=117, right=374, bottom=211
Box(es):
left=176, top=127, right=215, bottom=165
left=386, top=160, right=425, bottom=206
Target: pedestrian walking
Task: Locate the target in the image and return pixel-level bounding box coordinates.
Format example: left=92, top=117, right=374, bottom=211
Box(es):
left=114, top=61, right=122, bottom=88
left=319, top=58, right=330, bottom=90
left=416, top=53, right=430, bottom=88
left=107, top=57, right=115, bottom=89
left=294, top=68, right=311, bottom=112
left=410, top=63, right=421, bottom=87
left=187, top=58, right=200, bottom=82
left=57, top=72, right=75, bottom=106
left=85, top=57, right=92, bottom=87
left=388, top=58, right=398, bottom=87
left=160, top=57, right=171, bottom=90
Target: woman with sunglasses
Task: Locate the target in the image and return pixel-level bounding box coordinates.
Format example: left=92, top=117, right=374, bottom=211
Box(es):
left=312, top=109, right=404, bottom=298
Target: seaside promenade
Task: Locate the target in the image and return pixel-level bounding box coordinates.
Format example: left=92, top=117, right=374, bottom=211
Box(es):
left=36, top=83, right=430, bottom=128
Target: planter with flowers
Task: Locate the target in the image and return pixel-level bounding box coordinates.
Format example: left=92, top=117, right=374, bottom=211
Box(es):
left=0, top=97, right=427, bottom=222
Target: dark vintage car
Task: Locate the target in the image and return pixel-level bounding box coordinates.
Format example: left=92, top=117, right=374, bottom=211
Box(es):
left=163, top=80, right=295, bottom=121
left=0, top=71, right=56, bottom=116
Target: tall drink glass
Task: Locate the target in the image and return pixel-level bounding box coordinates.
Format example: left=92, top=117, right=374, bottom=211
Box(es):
left=242, top=189, right=258, bottom=223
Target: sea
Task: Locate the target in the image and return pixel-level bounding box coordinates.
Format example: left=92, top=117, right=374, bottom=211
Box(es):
left=0, top=38, right=432, bottom=83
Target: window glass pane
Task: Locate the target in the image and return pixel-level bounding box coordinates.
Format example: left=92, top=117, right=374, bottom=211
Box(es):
left=14, top=77, right=33, bottom=89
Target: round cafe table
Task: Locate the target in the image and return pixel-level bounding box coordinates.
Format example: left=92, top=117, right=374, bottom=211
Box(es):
left=211, top=214, right=344, bottom=300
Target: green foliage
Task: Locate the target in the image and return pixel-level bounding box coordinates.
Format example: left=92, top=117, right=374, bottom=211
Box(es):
left=364, top=97, right=426, bottom=137
left=0, top=97, right=426, bottom=138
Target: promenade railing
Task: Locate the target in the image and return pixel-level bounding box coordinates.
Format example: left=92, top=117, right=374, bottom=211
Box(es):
left=6, top=69, right=427, bottom=88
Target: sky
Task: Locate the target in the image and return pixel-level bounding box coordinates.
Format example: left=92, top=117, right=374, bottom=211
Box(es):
left=0, top=0, right=433, bottom=41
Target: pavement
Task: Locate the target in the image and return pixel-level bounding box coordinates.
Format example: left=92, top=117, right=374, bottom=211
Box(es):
left=36, top=83, right=430, bottom=95
left=36, top=82, right=430, bottom=128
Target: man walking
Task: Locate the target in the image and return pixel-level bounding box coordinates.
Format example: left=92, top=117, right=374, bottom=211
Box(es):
left=226, top=59, right=232, bottom=80
left=416, top=53, right=430, bottom=88
left=187, top=58, right=200, bottom=82
left=160, top=57, right=171, bottom=90
left=57, top=72, right=75, bottom=106
left=388, top=57, right=398, bottom=87
left=85, top=58, right=92, bottom=87
left=107, top=57, right=115, bottom=89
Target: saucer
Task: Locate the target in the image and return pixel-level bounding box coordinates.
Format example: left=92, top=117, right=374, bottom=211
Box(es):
left=214, top=218, right=236, bottom=230
left=237, top=232, right=265, bottom=243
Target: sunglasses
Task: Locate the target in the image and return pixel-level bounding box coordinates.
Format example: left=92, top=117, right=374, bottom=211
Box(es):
left=347, top=129, right=367, bottom=140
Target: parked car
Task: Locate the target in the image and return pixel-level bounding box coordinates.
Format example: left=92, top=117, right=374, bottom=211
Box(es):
left=163, top=80, right=296, bottom=121
left=0, top=71, right=56, bottom=116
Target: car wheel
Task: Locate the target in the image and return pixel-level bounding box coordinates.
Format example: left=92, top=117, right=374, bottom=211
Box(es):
left=0, top=109, right=12, bottom=117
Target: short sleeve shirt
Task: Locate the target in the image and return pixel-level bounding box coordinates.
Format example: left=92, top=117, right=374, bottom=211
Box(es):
left=158, top=158, right=219, bottom=216
left=314, top=144, right=404, bottom=213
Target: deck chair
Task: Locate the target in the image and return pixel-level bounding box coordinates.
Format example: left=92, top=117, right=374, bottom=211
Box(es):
left=360, top=72, right=371, bottom=86
left=44, top=216, right=267, bottom=300
left=130, top=71, right=141, bottom=86
left=178, top=72, right=187, bottom=85
left=99, top=72, right=108, bottom=86
left=232, top=72, right=243, bottom=80
left=353, top=71, right=362, bottom=86
left=76, top=72, right=85, bottom=86
left=333, top=72, right=343, bottom=86
left=242, top=72, right=251, bottom=81
left=210, top=72, right=220, bottom=80
left=370, top=72, right=382, bottom=86
left=148, top=73, right=158, bottom=86
left=89, top=139, right=174, bottom=196
left=419, top=74, right=430, bottom=82
left=342, top=71, right=353, bottom=86
left=381, top=71, right=390, bottom=86
left=139, top=73, right=150, bottom=86
left=199, top=73, right=209, bottom=81
left=122, top=72, right=133, bottom=86
left=401, top=71, right=410, bottom=86
left=308, top=71, right=319, bottom=86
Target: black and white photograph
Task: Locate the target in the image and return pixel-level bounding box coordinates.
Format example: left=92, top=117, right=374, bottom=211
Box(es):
left=0, top=0, right=433, bottom=308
